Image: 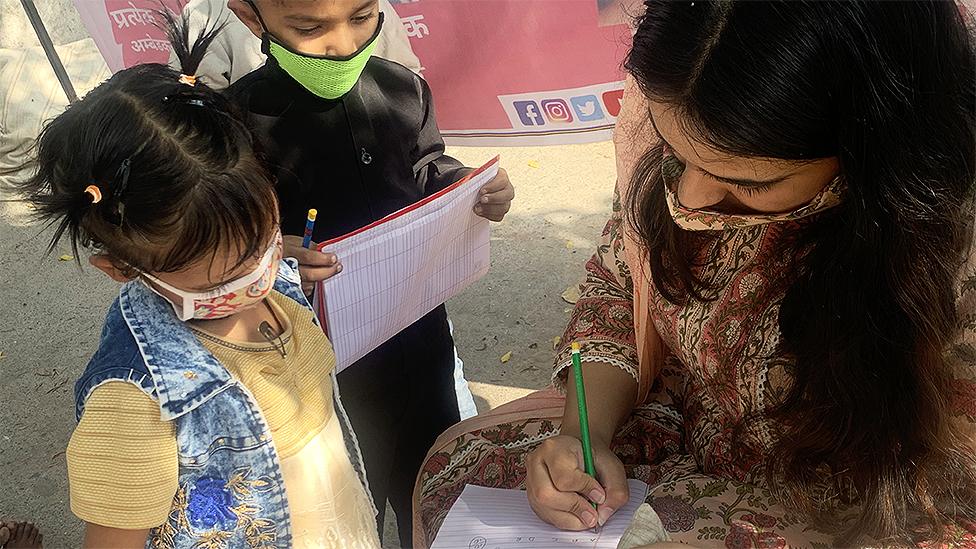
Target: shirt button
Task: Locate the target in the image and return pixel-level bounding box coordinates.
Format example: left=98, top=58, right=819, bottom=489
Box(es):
left=360, top=148, right=372, bottom=165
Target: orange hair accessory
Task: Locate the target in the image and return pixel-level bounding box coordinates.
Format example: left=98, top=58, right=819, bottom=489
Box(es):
left=84, top=184, right=103, bottom=204
left=178, top=74, right=197, bottom=86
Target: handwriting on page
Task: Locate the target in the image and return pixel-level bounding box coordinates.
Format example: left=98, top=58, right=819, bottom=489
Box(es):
left=315, top=158, right=499, bottom=371
left=430, top=479, right=650, bottom=549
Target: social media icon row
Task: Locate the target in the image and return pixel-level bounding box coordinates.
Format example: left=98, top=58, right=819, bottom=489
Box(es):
left=513, top=89, right=625, bottom=127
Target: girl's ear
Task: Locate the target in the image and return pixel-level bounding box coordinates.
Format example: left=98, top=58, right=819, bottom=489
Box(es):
left=89, top=255, right=135, bottom=283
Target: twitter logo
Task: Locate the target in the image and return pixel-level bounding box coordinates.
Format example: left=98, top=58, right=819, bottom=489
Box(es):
left=570, top=95, right=605, bottom=122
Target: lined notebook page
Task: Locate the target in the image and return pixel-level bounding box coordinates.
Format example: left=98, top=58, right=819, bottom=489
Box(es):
left=431, top=479, right=650, bottom=549
left=315, top=158, right=498, bottom=371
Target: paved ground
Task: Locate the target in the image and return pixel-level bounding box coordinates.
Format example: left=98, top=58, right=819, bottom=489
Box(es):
left=0, top=2, right=617, bottom=545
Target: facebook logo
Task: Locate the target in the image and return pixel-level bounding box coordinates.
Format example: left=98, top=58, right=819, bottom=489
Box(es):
left=570, top=95, right=605, bottom=122
left=513, top=101, right=545, bottom=126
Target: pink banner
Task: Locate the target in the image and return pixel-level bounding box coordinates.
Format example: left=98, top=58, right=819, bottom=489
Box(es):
left=74, top=0, right=637, bottom=145
left=392, top=0, right=635, bottom=144
left=74, top=0, right=189, bottom=71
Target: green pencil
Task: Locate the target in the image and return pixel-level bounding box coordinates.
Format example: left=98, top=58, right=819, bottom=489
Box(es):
left=571, top=342, right=597, bottom=504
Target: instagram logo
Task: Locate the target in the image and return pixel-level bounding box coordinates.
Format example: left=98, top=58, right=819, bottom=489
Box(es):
left=540, top=99, right=574, bottom=123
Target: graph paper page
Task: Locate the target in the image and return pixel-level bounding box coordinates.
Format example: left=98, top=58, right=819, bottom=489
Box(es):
left=315, top=158, right=498, bottom=371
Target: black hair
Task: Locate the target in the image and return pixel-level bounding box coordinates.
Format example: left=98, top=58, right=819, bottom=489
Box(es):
left=11, top=8, right=277, bottom=277
left=626, top=0, right=975, bottom=544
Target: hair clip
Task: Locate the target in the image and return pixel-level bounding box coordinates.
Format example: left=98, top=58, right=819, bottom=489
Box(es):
left=178, top=74, right=197, bottom=86
left=84, top=184, right=103, bottom=204
left=162, top=95, right=207, bottom=108
left=114, top=158, right=132, bottom=225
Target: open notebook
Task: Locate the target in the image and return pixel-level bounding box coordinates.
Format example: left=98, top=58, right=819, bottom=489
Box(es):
left=315, top=157, right=499, bottom=371
left=430, top=479, right=650, bottom=549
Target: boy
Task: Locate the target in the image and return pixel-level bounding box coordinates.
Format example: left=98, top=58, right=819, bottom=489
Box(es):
left=225, top=0, right=515, bottom=544
left=171, top=0, right=421, bottom=88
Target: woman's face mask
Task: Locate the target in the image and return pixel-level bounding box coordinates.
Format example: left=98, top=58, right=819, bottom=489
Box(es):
left=140, top=232, right=283, bottom=321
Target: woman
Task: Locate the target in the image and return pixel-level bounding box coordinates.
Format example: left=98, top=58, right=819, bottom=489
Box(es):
left=414, top=1, right=976, bottom=547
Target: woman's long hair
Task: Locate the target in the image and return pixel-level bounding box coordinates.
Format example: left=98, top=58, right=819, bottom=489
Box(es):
left=626, top=1, right=976, bottom=543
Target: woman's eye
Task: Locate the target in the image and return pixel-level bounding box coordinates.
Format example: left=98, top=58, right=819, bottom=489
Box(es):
left=738, top=183, right=774, bottom=197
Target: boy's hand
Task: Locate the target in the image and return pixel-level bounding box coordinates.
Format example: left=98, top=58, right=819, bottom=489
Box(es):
left=282, top=235, right=342, bottom=296
left=475, top=168, right=515, bottom=222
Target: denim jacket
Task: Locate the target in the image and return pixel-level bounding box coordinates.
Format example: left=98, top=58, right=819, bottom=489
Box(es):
left=73, top=259, right=372, bottom=548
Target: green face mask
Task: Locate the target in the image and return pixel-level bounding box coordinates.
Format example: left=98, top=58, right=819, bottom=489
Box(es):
left=247, top=1, right=384, bottom=100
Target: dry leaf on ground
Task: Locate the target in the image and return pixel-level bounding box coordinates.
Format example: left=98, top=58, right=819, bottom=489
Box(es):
left=561, top=285, right=580, bottom=304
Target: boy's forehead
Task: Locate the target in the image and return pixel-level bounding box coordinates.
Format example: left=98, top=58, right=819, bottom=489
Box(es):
left=262, top=0, right=379, bottom=20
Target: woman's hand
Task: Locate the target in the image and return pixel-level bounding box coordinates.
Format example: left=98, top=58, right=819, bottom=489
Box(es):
left=525, top=434, right=630, bottom=530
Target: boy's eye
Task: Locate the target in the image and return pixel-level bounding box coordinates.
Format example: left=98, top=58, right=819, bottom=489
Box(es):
left=352, top=13, right=376, bottom=24
left=294, top=26, right=320, bottom=35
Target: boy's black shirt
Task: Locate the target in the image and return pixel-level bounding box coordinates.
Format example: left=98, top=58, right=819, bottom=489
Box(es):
left=226, top=55, right=464, bottom=545
left=226, top=56, right=468, bottom=243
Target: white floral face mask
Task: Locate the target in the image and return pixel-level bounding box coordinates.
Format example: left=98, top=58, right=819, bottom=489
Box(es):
left=661, top=152, right=845, bottom=231
left=140, top=232, right=282, bottom=321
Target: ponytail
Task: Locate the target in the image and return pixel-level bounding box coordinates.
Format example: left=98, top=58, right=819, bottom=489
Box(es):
left=157, top=7, right=227, bottom=79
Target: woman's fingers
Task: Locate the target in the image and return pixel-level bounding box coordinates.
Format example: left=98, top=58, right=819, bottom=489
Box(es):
left=593, top=446, right=630, bottom=525
left=526, top=436, right=607, bottom=530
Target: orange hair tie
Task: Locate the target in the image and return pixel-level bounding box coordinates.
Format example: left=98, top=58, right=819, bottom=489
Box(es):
left=178, top=74, right=197, bottom=86
left=84, top=184, right=103, bottom=204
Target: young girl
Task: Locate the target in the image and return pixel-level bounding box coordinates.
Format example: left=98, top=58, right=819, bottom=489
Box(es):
left=16, top=16, right=379, bottom=549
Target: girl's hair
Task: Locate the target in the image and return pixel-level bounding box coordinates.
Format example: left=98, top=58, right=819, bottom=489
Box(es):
left=626, top=0, right=975, bottom=544
left=12, top=10, right=277, bottom=276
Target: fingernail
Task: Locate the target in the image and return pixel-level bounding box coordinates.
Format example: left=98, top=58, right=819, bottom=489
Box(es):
left=588, top=489, right=606, bottom=505
left=582, top=509, right=598, bottom=528
left=336, top=264, right=343, bottom=272
left=598, top=506, right=613, bottom=526
left=481, top=196, right=490, bottom=203
left=474, top=205, right=483, bottom=213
